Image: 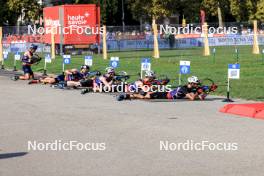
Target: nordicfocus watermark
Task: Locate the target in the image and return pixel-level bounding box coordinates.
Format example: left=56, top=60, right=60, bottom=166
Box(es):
left=28, top=23, right=238, bottom=36
left=28, top=140, right=106, bottom=151
left=28, top=25, right=103, bottom=35
left=160, top=24, right=238, bottom=35
left=93, top=83, right=172, bottom=93
left=28, top=14, right=104, bottom=35
left=160, top=140, right=238, bottom=151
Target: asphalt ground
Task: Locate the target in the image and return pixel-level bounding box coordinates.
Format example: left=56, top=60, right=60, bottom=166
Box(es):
left=0, top=69, right=264, bottom=176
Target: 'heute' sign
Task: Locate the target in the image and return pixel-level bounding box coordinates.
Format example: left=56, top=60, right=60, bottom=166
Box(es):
left=43, top=4, right=100, bottom=45
left=67, top=14, right=88, bottom=25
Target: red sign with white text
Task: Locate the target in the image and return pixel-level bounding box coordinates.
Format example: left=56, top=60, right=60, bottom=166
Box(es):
left=43, top=4, right=100, bottom=45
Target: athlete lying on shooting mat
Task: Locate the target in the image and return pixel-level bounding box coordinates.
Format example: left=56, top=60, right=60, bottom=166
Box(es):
left=117, top=76, right=217, bottom=101
left=81, top=67, right=117, bottom=94
left=124, top=70, right=170, bottom=94
left=28, top=65, right=92, bottom=87
left=61, top=65, right=98, bottom=89
left=80, top=68, right=164, bottom=94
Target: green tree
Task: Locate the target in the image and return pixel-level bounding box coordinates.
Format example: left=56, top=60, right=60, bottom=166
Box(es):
left=254, top=0, right=264, bottom=22
left=229, top=0, right=259, bottom=22
left=0, top=0, right=18, bottom=25
left=128, top=0, right=174, bottom=23
left=7, top=0, right=41, bottom=24
left=202, top=0, right=230, bottom=22
left=180, top=0, right=202, bottom=23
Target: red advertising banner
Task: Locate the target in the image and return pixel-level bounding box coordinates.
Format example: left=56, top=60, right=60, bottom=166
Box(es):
left=43, top=4, right=100, bottom=45
left=43, top=6, right=60, bottom=44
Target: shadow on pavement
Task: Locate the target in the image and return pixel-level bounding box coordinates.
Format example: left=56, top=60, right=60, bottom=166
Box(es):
left=0, top=152, right=28, bottom=159
left=0, top=69, right=22, bottom=77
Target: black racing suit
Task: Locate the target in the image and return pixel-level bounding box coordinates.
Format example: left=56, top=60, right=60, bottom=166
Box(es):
left=21, top=51, right=34, bottom=76
left=149, top=85, right=196, bottom=99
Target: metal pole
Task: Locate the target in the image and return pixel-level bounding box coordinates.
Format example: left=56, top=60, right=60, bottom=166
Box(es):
left=213, top=52, right=216, bottom=64
left=223, top=78, right=234, bottom=102
left=227, top=78, right=230, bottom=97
left=261, top=49, right=264, bottom=64
left=43, top=60, right=47, bottom=76
left=179, top=73, right=181, bottom=85
left=13, top=58, right=17, bottom=71
left=235, top=48, right=239, bottom=63
left=122, top=0, right=125, bottom=32
left=237, top=50, right=239, bottom=63
left=62, top=63, right=65, bottom=75
left=213, top=48, right=216, bottom=64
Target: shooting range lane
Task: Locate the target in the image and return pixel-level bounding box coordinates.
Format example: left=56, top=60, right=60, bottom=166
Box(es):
left=0, top=76, right=264, bottom=176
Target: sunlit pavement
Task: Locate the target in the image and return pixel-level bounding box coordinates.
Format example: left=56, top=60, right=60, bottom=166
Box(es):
left=0, top=73, right=264, bottom=176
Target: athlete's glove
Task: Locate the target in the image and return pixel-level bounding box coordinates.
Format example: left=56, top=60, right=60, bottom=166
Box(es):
left=210, top=84, right=218, bottom=92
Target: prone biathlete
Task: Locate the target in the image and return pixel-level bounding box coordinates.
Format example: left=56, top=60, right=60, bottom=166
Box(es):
left=124, top=70, right=170, bottom=98
left=81, top=67, right=116, bottom=94
left=117, top=76, right=202, bottom=101
left=28, top=65, right=90, bottom=87
left=64, top=65, right=93, bottom=88
left=127, top=70, right=157, bottom=93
